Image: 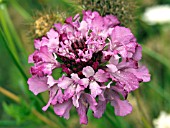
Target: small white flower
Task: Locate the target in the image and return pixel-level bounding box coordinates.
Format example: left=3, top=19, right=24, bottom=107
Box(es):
left=153, top=111, right=170, bottom=128
left=142, top=5, right=170, bottom=25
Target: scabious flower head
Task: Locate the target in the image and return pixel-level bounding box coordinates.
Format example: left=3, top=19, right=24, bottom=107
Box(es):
left=29, top=10, right=66, bottom=38
left=27, top=10, right=150, bottom=124
left=78, top=0, right=137, bottom=28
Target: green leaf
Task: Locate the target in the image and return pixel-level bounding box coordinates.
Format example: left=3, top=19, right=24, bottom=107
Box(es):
left=2, top=102, right=42, bottom=125
left=10, top=0, right=32, bottom=21
left=142, top=44, right=170, bottom=71
left=0, top=28, right=28, bottom=81
left=0, top=120, right=17, bottom=126
left=52, top=68, right=63, bottom=80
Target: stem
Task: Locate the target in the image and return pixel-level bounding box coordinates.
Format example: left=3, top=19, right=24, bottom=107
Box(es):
left=0, top=28, right=28, bottom=81
left=10, top=0, right=32, bottom=21
left=105, top=111, right=118, bottom=127
left=0, top=1, right=29, bottom=56
left=0, top=87, right=59, bottom=128
left=0, top=4, right=21, bottom=66
left=134, top=90, right=153, bottom=128
left=0, top=87, right=20, bottom=103
left=142, top=45, right=170, bottom=71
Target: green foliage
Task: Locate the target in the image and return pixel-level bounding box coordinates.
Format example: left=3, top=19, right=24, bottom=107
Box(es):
left=2, top=102, right=41, bottom=126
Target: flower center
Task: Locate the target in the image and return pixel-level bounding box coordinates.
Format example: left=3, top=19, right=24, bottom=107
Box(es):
left=57, top=37, right=102, bottom=77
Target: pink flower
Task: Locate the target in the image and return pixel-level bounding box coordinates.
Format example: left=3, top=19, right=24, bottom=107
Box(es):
left=27, top=10, right=150, bottom=124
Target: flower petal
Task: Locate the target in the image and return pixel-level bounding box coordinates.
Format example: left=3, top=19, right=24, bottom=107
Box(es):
left=93, top=100, right=106, bottom=118
left=83, top=93, right=97, bottom=111
left=111, top=26, right=134, bottom=45
left=53, top=99, right=72, bottom=119
left=78, top=78, right=89, bottom=88
left=94, top=69, right=109, bottom=82
left=51, top=89, right=64, bottom=105
left=76, top=97, right=88, bottom=124
left=42, top=86, right=58, bottom=111
left=125, top=66, right=151, bottom=82
left=27, top=76, right=48, bottom=95
left=71, top=73, right=80, bottom=82
left=89, top=81, right=102, bottom=98
left=58, top=76, right=73, bottom=89
left=112, top=83, right=128, bottom=99
left=82, top=66, right=95, bottom=78
left=133, top=45, right=142, bottom=61
left=104, top=15, right=120, bottom=27
left=72, top=92, right=82, bottom=108
left=111, top=71, right=139, bottom=92
left=63, top=85, right=75, bottom=101
left=47, top=75, right=58, bottom=87
left=106, top=64, right=118, bottom=73
left=111, top=99, right=132, bottom=116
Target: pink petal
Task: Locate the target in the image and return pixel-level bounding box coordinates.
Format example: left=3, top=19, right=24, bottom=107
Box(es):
left=36, top=46, right=60, bottom=67
left=133, top=45, right=142, bottom=61
left=34, top=37, right=48, bottom=50
left=71, top=73, right=80, bottom=82
left=125, top=66, right=151, bottom=82
left=30, top=63, right=54, bottom=76
left=104, top=15, right=120, bottom=27
left=78, top=21, right=88, bottom=35
left=111, top=26, right=134, bottom=45
left=109, top=55, right=120, bottom=65
left=75, top=85, right=85, bottom=93
left=76, top=98, right=88, bottom=124
left=63, top=85, right=75, bottom=101
left=106, top=64, right=118, bottom=73
left=34, top=39, right=41, bottom=50
left=27, top=76, right=48, bottom=95
left=111, top=99, right=132, bottom=116
left=112, top=84, right=128, bottom=99
left=76, top=93, right=97, bottom=124
left=47, top=75, right=58, bottom=87
left=93, top=100, right=106, bottom=118
left=78, top=78, right=89, bottom=88
left=82, top=66, right=95, bottom=78
left=38, top=46, right=55, bottom=62
left=72, top=92, right=82, bottom=108
left=51, top=89, right=64, bottom=105
left=89, top=81, right=102, bottom=98
left=94, top=69, right=109, bottom=82
left=53, top=99, right=72, bottom=119
left=83, top=93, right=97, bottom=111
left=47, top=29, right=59, bottom=39
left=28, top=52, right=34, bottom=63
left=111, top=71, right=139, bottom=92
left=58, top=76, right=73, bottom=89
left=42, top=86, right=58, bottom=111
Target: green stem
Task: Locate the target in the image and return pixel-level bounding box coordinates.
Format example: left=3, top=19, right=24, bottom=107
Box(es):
left=0, top=120, right=17, bottom=126
left=134, top=90, right=153, bottom=128
left=142, top=45, right=170, bottom=71
left=0, top=4, right=21, bottom=65
left=147, top=83, right=170, bottom=102
left=0, top=2, right=29, bottom=58
left=0, top=28, right=28, bottom=81
left=52, top=0, right=83, bottom=14
left=10, top=0, right=32, bottom=21
left=105, top=111, right=119, bottom=128
left=0, top=87, right=59, bottom=128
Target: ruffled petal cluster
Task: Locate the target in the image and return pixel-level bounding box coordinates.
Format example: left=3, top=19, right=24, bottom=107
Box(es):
left=27, top=10, right=150, bottom=124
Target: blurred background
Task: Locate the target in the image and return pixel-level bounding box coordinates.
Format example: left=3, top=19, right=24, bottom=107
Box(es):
left=0, top=0, right=170, bottom=128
